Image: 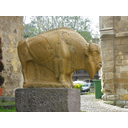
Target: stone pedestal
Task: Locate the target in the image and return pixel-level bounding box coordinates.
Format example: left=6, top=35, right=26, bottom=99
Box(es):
left=15, top=88, right=80, bottom=112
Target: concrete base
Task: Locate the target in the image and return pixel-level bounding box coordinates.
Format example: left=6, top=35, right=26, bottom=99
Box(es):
left=15, top=88, right=80, bottom=112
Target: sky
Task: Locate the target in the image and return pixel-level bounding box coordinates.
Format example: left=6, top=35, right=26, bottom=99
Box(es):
left=88, top=16, right=99, bottom=35
left=25, top=16, right=100, bottom=37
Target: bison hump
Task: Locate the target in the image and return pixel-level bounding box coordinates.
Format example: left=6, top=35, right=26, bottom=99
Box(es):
left=27, top=36, right=53, bottom=62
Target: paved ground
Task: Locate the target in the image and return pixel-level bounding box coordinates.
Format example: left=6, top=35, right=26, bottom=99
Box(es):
left=81, top=95, right=128, bottom=112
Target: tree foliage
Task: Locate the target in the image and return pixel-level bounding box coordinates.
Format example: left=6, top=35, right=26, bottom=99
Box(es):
left=23, top=16, right=99, bottom=43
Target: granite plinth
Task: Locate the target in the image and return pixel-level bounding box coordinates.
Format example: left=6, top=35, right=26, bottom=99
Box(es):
left=15, top=88, right=80, bottom=112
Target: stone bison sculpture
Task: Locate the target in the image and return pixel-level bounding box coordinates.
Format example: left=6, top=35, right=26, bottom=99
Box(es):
left=18, top=27, right=102, bottom=88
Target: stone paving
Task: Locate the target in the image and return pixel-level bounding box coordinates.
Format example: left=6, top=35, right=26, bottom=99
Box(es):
left=81, top=95, right=128, bottom=112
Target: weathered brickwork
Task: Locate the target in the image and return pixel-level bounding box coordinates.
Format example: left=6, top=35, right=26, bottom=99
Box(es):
left=100, top=36, right=115, bottom=95
left=0, top=16, right=23, bottom=96
left=100, top=16, right=128, bottom=102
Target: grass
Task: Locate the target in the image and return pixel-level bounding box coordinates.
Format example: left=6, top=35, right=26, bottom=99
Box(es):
left=88, top=92, right=95, bottom=95
left=0, top=99, right=16, bottom=112
left=0, top=107, right=16, bottom=112
left=0, top=101, right=15, bottom=105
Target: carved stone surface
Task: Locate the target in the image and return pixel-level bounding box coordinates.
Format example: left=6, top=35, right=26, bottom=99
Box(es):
left=18, top=27, right=102, bottom=88
left=15, top=88, right=80, bottom=112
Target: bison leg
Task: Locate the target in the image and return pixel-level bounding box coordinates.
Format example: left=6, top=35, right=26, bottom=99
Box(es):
left=54, top=58, right=59, bottom=79
left=54, top=57, right=65, bottom=82
left=59, top=60, right=73, bottom=88
left=33, top=62, right=40, bottom=81
left=54, top=58, right=68, bottom=86
left=55, top=39, right=70, bottom=87
left=58, top=58, right=69, bottom=86
left=18, top=53, right=28, bottom=85
left=17, top=39, right=33, bottom=86
left=70, top=73, right=74, bottom=87
left=22, top=63, right=27, bottom=85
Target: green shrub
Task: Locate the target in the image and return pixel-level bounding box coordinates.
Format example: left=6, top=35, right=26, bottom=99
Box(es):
left=0, top=107, right=16, bottom=112
left=79, top=84, right=83, bottom=91
left=74, top=84, right=79, bottom=89
left=74, top=84, right=83, bottom=91
left=2, top=98, right=6, bottom=102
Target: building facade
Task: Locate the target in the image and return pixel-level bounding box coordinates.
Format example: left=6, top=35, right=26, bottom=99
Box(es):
left=0, top=16, right=23, bottom=96
left=100, top=16, right=128, bottom=106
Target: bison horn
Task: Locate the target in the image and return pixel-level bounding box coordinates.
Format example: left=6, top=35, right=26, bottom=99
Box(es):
left=89, top=40, right=92, bottom=52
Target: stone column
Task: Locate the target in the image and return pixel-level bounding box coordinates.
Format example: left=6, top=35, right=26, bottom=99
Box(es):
left=0, top=16, right=23, bottom=96
left=100, top=16, right=116, bottom=100
left=100, top=16, right=128, bottom=104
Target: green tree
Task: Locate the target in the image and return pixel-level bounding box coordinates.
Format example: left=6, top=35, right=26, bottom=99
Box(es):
left=23, top=23, right=37, bottom=37
left=23, top=16, right=99, bottom=43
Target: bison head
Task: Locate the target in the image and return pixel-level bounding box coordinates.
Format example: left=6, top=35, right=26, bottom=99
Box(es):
left=84, top=40, right=102, bottom=80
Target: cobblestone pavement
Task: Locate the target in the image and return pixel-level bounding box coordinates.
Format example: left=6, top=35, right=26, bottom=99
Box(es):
left=81, top=95, right=128, bottom=112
